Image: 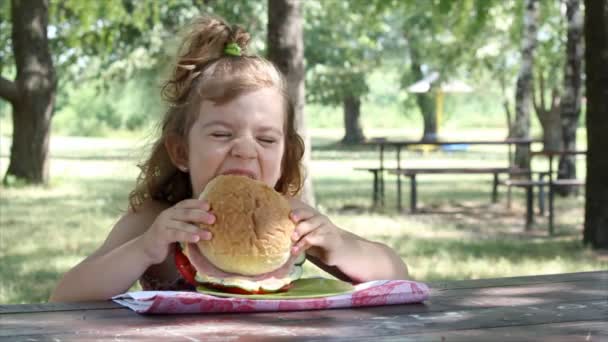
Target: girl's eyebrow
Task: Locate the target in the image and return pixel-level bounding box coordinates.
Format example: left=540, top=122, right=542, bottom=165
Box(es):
left=203, top=120, right=283, bottom=135
left=258, top=126, right=284, bottom=135
left=201, top=120, right=232, bottom=129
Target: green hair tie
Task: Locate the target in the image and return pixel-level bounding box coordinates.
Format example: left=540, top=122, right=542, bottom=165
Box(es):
left=224, top=42, right=241, bottom=57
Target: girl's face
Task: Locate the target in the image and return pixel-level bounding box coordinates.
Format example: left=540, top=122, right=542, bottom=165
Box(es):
left=186, top=87, right=286, bottom=196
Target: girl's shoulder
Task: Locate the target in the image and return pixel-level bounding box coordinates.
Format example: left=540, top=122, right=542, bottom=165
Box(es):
left=85, top=199, right=173, bottom=261
left=128, top=199, right=172, bottom=218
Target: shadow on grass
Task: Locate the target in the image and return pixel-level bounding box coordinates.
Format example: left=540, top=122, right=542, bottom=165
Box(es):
left=0, top=244, right=98, bottom=304
left=387, top=235, right=586, bottom=262
left=1, top=177, right=134, bottom=216
left=1, top=177, right=136, bottom=304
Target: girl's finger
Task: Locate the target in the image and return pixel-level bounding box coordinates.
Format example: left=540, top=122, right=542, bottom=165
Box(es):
left=171, top=208, right=215, bottom=225
left=166, top=221, right=199, bottom=234
left=291, top=239, right=310, bottom=255
left=290, top=207, right=316, bottom=223
left=291, top=216, right=325, bottom=242
left=166, top=229, right=200, bottom=244
left=292, top=229, right=327, bottom=255
left=171, top=228, right=212, bottom=243
left=175, top=199, right=211, bottom=211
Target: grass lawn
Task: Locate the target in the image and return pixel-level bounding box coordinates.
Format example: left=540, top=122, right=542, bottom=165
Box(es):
left=0, top=129, right=604, bottom=304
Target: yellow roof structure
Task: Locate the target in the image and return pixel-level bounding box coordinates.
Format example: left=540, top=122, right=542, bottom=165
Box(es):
left=406, top=72, right=473, bottom=140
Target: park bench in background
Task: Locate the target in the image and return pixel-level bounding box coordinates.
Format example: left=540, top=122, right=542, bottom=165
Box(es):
left=389, top=167, right=527, bottom=212
left=354, top=167, right=387, bottom=208
left=356, top=137, right=540, bottom=211
left=499, top=150, right=586, bottom=234
left=500, top=173, right=549, bottom=229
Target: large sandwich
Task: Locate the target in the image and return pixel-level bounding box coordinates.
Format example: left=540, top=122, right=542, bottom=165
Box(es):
left=175, top=175, right=305, bottom=294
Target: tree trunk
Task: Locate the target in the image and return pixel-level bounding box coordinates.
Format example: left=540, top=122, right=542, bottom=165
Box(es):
left=533, top=73, right=562, bottom=152
left=407, top=43, right=437, bottom=142
left=0, top=0, right=56, bottom=185
left=583, top=0, right=608, bottom=249
left=512, top=0, right=539, bottom=170
left=418, top=92, right=437, bottom=142
left=558, top=0, right=584, bottom=196
left=267, top=0, right=315, bottom=207
left=341, top=95, right=365, bottom=145
left=538, top=111, right=562, bottom=152
left=499, top=75, right=514, bottom=137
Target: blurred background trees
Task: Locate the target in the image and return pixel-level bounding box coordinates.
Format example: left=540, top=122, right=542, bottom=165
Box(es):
left=0, top=0, right=606, bottom=247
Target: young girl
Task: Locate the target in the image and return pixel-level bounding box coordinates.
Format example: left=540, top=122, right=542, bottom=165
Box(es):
left=50, top=15, right=408, bottom=302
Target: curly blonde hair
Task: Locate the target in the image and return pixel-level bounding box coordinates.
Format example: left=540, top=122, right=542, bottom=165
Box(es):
left=128, top=16, right=304, bottom=210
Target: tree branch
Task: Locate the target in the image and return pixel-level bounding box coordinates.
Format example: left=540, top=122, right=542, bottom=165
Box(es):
left=0, top=76, right=18, bottom=104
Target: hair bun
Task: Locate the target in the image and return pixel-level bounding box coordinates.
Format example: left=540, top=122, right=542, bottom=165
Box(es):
left=162, top=16, right=251, bottom=104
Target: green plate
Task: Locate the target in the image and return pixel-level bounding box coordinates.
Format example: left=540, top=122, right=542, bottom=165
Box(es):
left=196, top=278, right=355, bottom=300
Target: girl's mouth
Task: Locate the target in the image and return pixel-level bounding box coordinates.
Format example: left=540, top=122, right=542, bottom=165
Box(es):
left=221, top=169, right=257, bottom=180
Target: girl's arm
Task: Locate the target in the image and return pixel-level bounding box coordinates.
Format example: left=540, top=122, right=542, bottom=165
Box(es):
left=49, top=201, right=166, bottom=302
left=306, top=230, right=409, bottom=283
left=288, top=198, right=409, bottom=283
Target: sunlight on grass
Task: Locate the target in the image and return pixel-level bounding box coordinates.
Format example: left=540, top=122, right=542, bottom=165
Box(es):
left=0, top=132, right=604, bottom=304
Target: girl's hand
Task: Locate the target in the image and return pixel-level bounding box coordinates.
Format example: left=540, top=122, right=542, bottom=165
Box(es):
left=288, top=198, right=347, bottom=266
left=141, top=199, right=215, bottom=264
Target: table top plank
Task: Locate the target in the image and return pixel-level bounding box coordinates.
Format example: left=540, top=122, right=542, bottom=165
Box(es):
left=329, top=321, right=608, bottom=342
left=430, top=279, right=607, bottom=310
left=1, top=271, right=606, bottom=341
left=363, top=138, right=540, bottom=146
left=7, top=321, right=605, bottom=342
left=3, top=299, right=605, bottom=340
left=0, top=301, right=122, bottom=314
left=390, top=167, right=512, bottom=174
left=428, top=271, right=607, bottom=290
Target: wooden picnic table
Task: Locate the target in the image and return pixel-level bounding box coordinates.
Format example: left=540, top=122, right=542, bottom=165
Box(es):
left=2, top=271, right=606, bottom=341
left=360, top=137, right=540, bottom=211
left=518, top=150, right=587, bottom=233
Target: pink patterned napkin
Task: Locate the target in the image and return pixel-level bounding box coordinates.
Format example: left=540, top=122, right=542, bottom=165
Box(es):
left=112, top=280, right=429, bottom=314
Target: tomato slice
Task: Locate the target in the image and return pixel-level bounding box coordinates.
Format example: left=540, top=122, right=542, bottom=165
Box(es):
left=174, top=244, right=197, bottom=286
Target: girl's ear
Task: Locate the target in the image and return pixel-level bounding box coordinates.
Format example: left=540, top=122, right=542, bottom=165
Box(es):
left=165, top=134, right=189, bottom=171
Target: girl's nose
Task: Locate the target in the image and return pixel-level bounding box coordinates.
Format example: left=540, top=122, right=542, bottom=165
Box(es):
left=230, top=136, right=257, bottom=159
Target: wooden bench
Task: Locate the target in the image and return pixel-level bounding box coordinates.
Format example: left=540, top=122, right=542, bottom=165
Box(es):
left=500, top=177, right=549, bottom=229
left=501, top=150, right=586, bottom=234
left=388, top=167, right=525, bottom=212
left=548, top=178, right=585, bottom=233
left=354, top=167, right=387, bottom=208
left=502, top=177, right=585, bottom=234
left=357, top=138, right=540, bottom=211
left=533, top=150, right=586, bottom=234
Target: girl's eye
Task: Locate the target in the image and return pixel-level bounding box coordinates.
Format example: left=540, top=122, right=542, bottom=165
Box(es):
left=211, top=132, right=231, bottom=138
left=258, top=137, right=277, bottom=144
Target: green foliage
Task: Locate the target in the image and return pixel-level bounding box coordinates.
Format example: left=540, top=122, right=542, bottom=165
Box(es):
left=1, top=0, right=267, bottom=136
left=535, top=0, right=567, bottom=89
left=304, top=1, right=390, bottom=105
left=306, top=68, right=369, bottom=105
left=1, top=0, right=577, bottom=137
left=0, top=0, right=265, bottom=85
left=53, top=70, right=163, bottom=136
